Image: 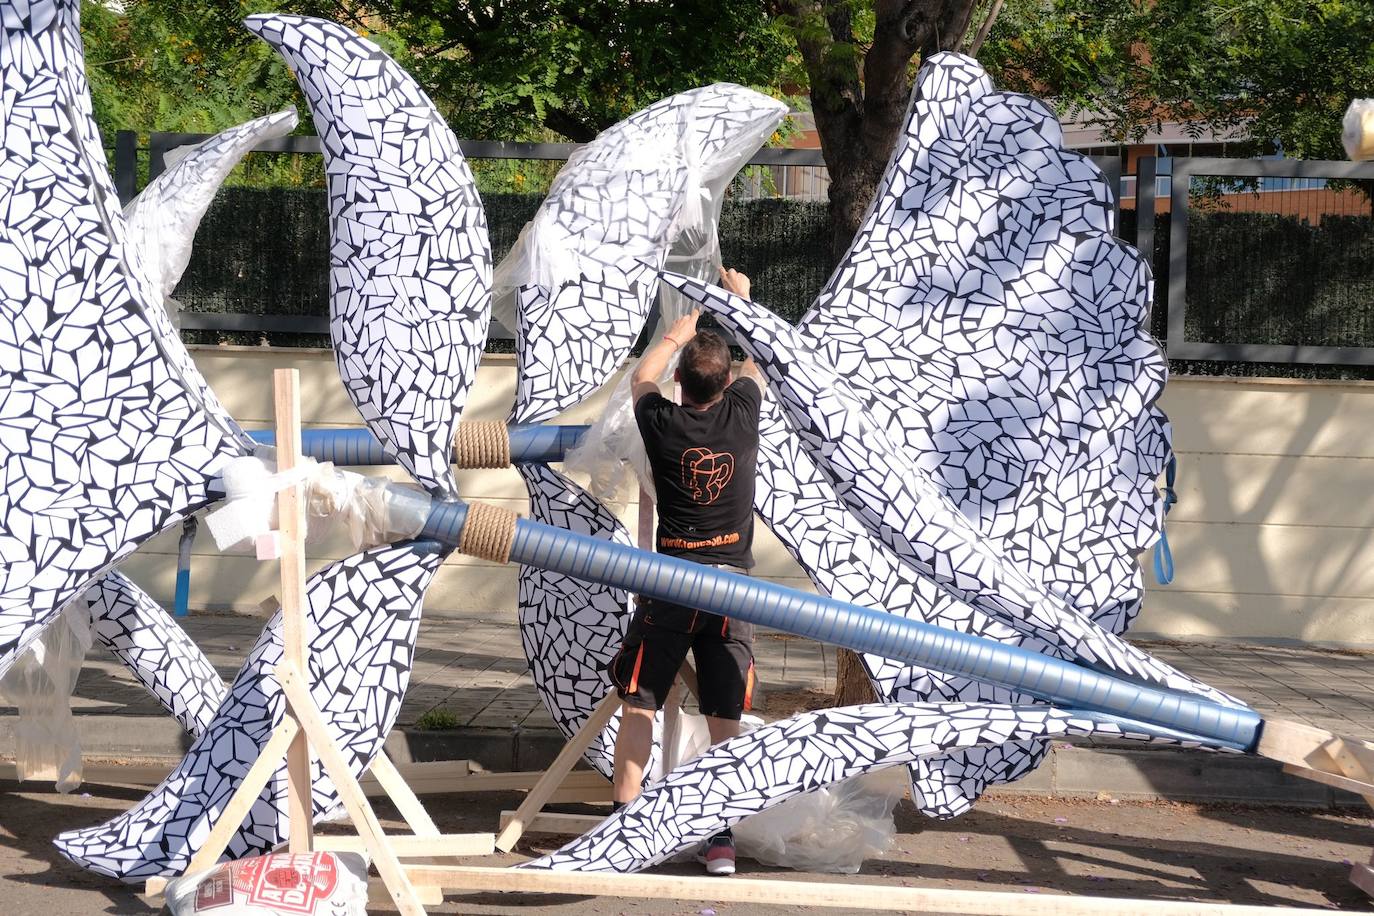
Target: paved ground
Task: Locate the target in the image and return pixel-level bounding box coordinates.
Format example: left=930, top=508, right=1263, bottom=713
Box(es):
left=2, top=611, right=1373, bottom=808
left=2, top=784, right=1371, bottom=914
left=24, top=611, right=1373, bottom=740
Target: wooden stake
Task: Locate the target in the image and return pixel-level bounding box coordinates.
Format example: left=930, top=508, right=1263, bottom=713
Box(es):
left=183, top=718, right=300, bottom=877
left=369, top=752, right=440, bottom=837
left=277, top=662, right=425, bottom=915
left=273, top=368, right=314, bottom=853
left=494, top=690, right=620, bottom=852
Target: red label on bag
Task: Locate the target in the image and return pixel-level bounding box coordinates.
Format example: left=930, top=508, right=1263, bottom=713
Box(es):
left=214, top=853, right=341, bottom=914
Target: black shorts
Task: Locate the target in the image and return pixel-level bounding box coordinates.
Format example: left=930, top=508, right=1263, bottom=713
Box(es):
left=609, top=596, right=755, bottom=720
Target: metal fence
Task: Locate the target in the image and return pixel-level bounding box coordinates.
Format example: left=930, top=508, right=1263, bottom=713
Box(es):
left=113, top=130, right=1374, bottom=372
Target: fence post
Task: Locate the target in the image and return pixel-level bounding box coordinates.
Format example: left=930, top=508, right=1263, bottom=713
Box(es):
left=1134, top=156, right=1158, bottom=329
left=114, top=131, right=138, bottom=205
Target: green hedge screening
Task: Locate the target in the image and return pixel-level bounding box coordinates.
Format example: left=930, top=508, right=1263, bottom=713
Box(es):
left=176, top=188, right=1374, bottom=379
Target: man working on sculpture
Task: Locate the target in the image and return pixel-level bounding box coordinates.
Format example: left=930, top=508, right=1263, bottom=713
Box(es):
left=609, top=267, right=766, bottom=876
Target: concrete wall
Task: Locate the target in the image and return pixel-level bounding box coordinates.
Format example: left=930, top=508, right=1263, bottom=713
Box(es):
left=119, top=347, right=1374, bottom=647
left=1141, top=377, right=1374, bottom=646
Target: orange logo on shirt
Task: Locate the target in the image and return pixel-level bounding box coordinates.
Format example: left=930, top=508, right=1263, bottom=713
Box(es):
left=681, top=447, right=734, bottom=504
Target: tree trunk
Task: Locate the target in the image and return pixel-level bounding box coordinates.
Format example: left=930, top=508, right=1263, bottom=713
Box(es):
left=833, top=648, right=877, bottom=706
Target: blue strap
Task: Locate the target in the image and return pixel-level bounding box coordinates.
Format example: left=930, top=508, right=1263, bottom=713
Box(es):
left=1153, top=456, right=1177, bottom=585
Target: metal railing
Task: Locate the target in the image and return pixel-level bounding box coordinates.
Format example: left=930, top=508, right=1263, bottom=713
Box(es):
left=1137, top=155, right=1374, bottom=367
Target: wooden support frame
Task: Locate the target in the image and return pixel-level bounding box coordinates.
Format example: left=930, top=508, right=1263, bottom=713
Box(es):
left=142, top=369, right=482, bottom=916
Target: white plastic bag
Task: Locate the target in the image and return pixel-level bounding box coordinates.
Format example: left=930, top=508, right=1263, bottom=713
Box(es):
left=0, top=597, right=93, bottom=792
left=733, top=766, right=908, bottom=874
left=1344, top=98, right=1374, bottom=161
left=657, top=711, right=905, bottom=874
left=165, top=851, right=370, bottom=916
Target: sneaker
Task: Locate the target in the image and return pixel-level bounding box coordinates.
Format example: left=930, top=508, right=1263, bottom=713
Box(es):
left=696, top=833, right=736, bottom=876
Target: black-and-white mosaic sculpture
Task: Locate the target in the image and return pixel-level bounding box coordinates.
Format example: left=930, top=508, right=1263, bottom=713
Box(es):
left=0, top=0, right=252, bottom=679
left=503, top=90, right=783, bottom=777
left=88, top=573, right=228, bottom=738
left=244, top=14, right=492, bottom=500
left=663, top=53, right=1225, bottom=817
left=56, top=541, right=446, bottom=881
left=498, top=84, right=785, bottom=425
left=529, top=702, right=1197, bottom=872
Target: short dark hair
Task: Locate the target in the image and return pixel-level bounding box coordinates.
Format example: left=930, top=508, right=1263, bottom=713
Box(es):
left=678, top=331, right=732, bottom=403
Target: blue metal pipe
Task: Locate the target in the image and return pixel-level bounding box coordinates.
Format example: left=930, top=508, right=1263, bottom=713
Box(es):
left=248, top=425, right=589, bottom=466
left=418, top=500, right=1261, bottom=752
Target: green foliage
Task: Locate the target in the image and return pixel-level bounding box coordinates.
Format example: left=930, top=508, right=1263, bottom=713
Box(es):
left=981, top=0, right=1374, bottom=160
left=320, top=1, right=798, bottom=140
left=81, top=0, right=321, bottom=186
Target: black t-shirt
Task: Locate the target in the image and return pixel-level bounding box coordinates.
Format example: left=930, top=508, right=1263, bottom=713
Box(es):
left=634, top=377, right=762, bottom=568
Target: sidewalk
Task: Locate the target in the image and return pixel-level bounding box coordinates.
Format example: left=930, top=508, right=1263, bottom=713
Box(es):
left=2, top=611, right=1371, bottom=806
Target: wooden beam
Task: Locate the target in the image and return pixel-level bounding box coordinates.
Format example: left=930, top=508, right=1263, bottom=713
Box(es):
left=1281, top=763, right=1374, bottom=804
left=494, top=691, right=619, bottom=852
left=403, top=865, right=1339, bottom=915
left=1256, top=719, right=1374, bottom=775
left=369, top=753, right=440, bottom=837
left=1350, top=862, right=1374, bottom=898
left=392, top=767, right=607, bottom=795
left=278, top=663, right=426, bottom=916
left=273, top=368, right=314, bottom=854
left=316, top=833, right=495, bottom=857
left=182, top=718, right=300, bottom=878
left=497, top=810, right=604, bottom=836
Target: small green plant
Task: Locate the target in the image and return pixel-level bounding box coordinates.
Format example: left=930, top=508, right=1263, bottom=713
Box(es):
left=415, top=708, right=460, bottom=731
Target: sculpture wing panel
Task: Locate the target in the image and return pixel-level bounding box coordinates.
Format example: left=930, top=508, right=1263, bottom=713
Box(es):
left=0, top=0, right=250, bottom=677
left=247, top=15, right=491, bottom=498
left=55, top=541, right=445, bottom=880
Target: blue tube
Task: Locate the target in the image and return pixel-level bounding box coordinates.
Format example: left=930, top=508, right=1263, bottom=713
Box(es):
left=418, top=501, right=1261, bottom=752
left=248, top=425, right=589, bottom=466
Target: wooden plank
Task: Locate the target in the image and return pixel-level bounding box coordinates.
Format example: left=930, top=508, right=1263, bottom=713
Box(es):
left=368, top=753, right=440, bottom=837
left=317, top=833, right=495, bottom=857
left=278, top=663, right=426, bottom=916
left=403, top=865, right=1339, bottom=915
left=494, top=691, right=620, bottom=852
left=1351, top=862, right=1374, bottom=898
left=370, top=877, right=444, bottom=907
left=394, top=768, right=607, bottom=794
left=183, top=718, right=299, bottom=877
left=1258, top=720, right=1374, bottom=774
left=497, top=810, right=604, bottom=836
left=274, top=368, right=314, bottom=855
left=1282, top=763, right=1374, bottom=804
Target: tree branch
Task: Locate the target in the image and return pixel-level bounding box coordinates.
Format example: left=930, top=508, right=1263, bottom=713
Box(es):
left=542, top=106, right=598, bottom=143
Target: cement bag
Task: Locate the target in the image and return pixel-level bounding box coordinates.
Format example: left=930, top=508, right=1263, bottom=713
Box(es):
left=733, top=766, right=908, bottom=874
left=165, top=852, right=369, bottom=916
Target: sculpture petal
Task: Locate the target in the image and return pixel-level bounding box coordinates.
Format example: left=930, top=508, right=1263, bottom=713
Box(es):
left=246, top=15, right=491, bottom=498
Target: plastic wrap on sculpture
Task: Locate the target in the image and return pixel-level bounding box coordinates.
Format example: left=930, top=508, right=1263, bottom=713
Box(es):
left=500, top=89, right=784, bottom=776
left=244, top=14, right=492, bottom=501
left=123, top=107, right=299, bottom=330
left=495, top=84, right=786, bottom=426
left=665, top=53, right=1226, bottom=818
left=55, top=541, right=447, bottom=881
left=525, top=702, right=1196, bottom=872
left=0, top=0, right=252, bottom=679
left=0, top=599, right=92, bottom=791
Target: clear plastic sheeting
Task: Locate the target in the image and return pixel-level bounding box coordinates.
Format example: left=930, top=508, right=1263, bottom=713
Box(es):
left=659, top=711, right=904, bottom=874
left=0, top=597, right=94, bottom=792
left=499, top=84, right=785, bottom=432
left=205, top=450, right=431, bottom=553
left=1344, top=99, right=1374, bottom=161
left=733, top=767, right=908, bottom=874
left=559, top=89, right=785, bottom=494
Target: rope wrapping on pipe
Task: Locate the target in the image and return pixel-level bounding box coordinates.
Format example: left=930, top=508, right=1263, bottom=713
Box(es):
left=454, top=420, right=511, bottom=469
left=457, top=501, right=518, bottom=563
